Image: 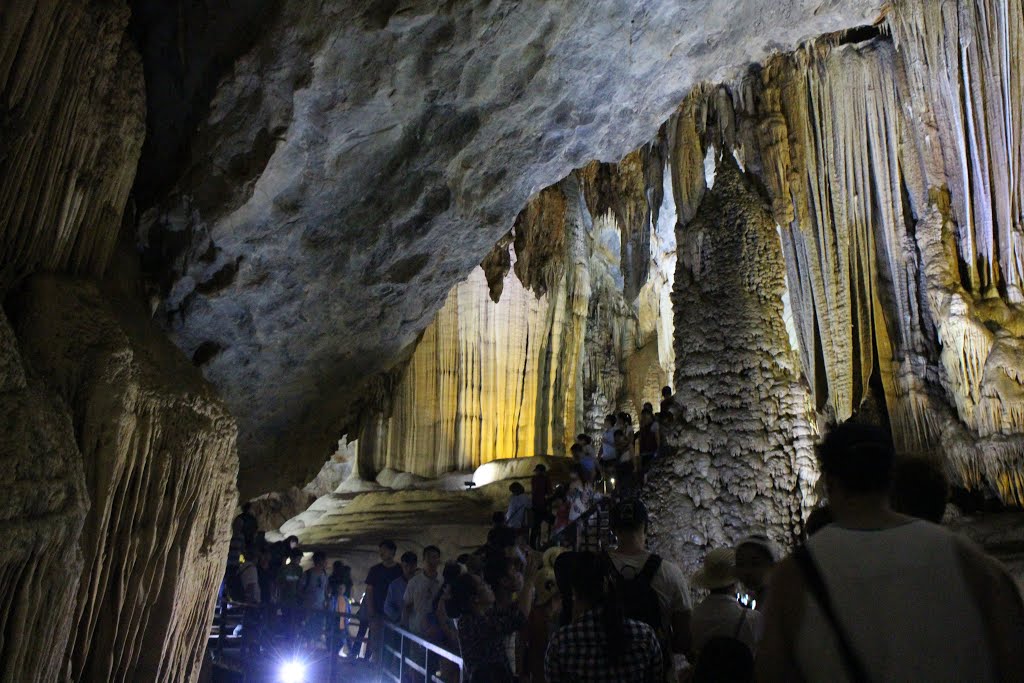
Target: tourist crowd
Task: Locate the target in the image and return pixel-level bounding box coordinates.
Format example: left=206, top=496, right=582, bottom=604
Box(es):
left=221, top=385, right=1024, bottom=682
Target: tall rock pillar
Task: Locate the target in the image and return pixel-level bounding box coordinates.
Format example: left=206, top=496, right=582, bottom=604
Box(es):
left=646, top=157, right=815, bottom=570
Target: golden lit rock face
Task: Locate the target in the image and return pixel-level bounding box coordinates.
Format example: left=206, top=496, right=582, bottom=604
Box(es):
left=356, top=175, right=675, bottom=477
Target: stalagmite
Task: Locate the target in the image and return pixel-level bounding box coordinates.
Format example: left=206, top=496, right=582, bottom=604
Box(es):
left=646, top=157, right=815, bottom=570
left=13, top=276, right=238, bottom=683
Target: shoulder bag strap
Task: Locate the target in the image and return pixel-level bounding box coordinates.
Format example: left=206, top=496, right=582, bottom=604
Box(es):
left=793, top=545, right=872, bottom=683
left=733, top=608, right=748, bottom=639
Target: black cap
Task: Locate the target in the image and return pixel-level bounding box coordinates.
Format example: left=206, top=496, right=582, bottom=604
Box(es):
left=609, top=498, right=649, bottom=530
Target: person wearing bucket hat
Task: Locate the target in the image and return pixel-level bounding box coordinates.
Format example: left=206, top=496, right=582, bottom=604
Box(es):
left=734, top=534, right=777, bottom=609
left=690, top=548, right=762, bottom=658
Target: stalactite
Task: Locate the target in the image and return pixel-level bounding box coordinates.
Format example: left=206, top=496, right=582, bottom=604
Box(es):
left=512, top=186, right=569, bottom=297
left=356, top=165, right=677, bottom=478
left=0, top=1, right=144, bottom=278
left=724, top=0, right=1024, bottom=505
left=577, top=144, right=664, bottom=302
left=647, top=157, right=815, bottom=571
left=13, top=276, right=237, bottom=683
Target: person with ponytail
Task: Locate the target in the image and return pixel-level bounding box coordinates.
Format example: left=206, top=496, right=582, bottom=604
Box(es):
left=445, top=550, right=538, bottom=682
left=545, top=551, right=664, bottom=682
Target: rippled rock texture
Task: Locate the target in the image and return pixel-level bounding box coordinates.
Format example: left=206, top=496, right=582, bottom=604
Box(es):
left=134, top=0, right=884, bottom=494
left=9, top=277, right=238, bottom=683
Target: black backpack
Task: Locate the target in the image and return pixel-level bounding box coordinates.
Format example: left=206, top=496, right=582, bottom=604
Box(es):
left=693, top=636, right=754, bottom=682
left=607, top=553, right=665, bottom=640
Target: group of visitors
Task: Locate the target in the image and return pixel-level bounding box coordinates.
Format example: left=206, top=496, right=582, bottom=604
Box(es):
left=353, top=540, right=448, bottom=662
left=223, top=506, right=354, bottom=648
left=443, top=418, right=1024, bottom=682
left=220, top=394, right=1024, bottom=683
left=592, top=387, right=675, bottom=494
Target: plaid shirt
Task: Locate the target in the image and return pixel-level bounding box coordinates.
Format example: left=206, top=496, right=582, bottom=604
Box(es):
left=544, top=607, right=664, bottom=683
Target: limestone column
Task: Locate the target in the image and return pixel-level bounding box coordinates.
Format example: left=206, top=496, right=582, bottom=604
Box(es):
left=646, top=157, right=815, bottom=571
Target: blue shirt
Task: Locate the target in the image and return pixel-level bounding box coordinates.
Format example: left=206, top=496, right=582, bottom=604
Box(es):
left=383, top=574, right=410, bottom=623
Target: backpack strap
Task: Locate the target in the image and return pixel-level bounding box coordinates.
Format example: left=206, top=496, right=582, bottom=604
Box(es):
left=793, top=545, right=872, bottom=683
left=638, top=553, right=663, bottom=582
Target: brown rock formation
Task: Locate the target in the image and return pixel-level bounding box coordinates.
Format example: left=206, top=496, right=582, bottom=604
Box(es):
left=0, top=312, right=88, bottom=683
left=11, top=276, right=238, bottom=683
left=646, top=158, right=815, bottom=570
left=0, top=0, right=144, bottom=278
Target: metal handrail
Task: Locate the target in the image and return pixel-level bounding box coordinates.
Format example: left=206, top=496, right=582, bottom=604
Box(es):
left=379, top=621, right=463, bottom=683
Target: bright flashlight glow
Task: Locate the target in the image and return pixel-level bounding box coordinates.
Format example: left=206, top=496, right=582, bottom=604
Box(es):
left=280, top=658, right=307, bottom=683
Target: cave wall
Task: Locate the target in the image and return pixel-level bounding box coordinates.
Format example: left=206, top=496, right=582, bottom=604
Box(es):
left=13, top=276, right=238, bottom=683
left=0, top=310, right=88, bottom=683
left=0, top=0, right=144, bottom=279
left=1, top=2, right=240, bottom=681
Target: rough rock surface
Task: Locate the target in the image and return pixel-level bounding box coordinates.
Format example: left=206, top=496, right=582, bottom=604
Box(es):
left=645, top=158, right=815, bottom=570
left=12, top=276, right=238, bottom=683
left=0, top=0, right=144, bottom=278
left=135, top=0, right=885, bottom=494
left=0, top=311, right=88, bottom=683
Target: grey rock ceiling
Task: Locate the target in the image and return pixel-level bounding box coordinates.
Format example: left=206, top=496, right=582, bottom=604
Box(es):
left=134, top=0, right=884, bottom=494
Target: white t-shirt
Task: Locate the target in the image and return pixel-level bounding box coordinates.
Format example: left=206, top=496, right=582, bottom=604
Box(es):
left=600, top=428, right=617, bottom=460
left=404, top=570, right=443, bottom=635
left=690, top=594, right=762, bottom=655
left=796, top=521, right=996, bottom=683
left=506, top=493, right=531, bottom=529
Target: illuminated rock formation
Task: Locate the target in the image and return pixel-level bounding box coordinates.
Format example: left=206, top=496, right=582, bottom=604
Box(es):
left=646, top=158, right=815, bottom=569
left=355, top=176, right=674, bottom=476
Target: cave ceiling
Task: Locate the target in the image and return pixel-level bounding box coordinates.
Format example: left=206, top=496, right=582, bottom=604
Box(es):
left=133, top=0, right=884, bottom=495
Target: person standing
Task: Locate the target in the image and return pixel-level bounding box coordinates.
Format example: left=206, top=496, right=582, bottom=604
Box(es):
left=355, top=539, right=403, bottom=660
left=529, top=465, right=552, bottom=548
left=688, top=548, right=761, bottom=671
left=756, top=422, right=1024, bottom=683
left=302, top=551, right=330, bottom=611
left=505, top=481, right=531, bottom=535
left=233, top=502, right=259, bottom=547
left=545, top=551, right=664, bottom=682
left=384, top=551, right=418, bottom=624
left=448, top=552, right=538, bottom=682
left=599, top=414, right=619, bottom=486
left=606, top=499, right=692, bottom=682
left=404, top=546, right=444, bottom=636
